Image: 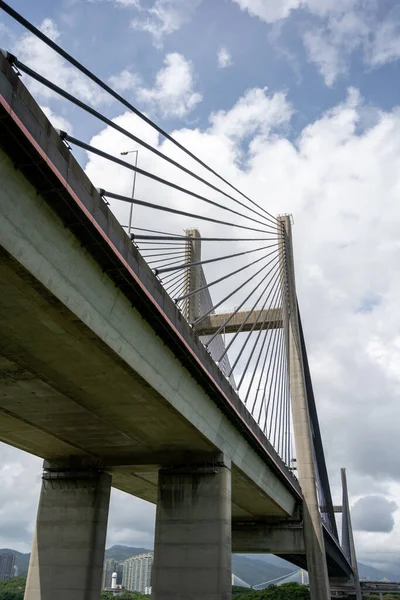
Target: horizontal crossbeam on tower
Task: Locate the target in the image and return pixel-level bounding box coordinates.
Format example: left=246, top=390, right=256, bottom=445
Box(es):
left=194, top=307, right=282, bottom=336
left=321, top=505, right=343, bottom=513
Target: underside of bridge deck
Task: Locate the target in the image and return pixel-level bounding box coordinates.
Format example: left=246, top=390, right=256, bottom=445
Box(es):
left=0, top=242, right=292, bottom=520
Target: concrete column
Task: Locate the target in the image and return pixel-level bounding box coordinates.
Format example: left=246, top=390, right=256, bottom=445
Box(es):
left=152, top=459, right=232, bottom=600
left=278, top=215, right=331, bottom=600
left=24, top=461, right=111, bottom=600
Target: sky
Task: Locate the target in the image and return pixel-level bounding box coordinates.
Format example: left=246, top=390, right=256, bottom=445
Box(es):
left=1, top=0, right=400, bottom=577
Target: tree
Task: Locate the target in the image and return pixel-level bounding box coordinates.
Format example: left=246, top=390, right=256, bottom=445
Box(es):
left=233, top=583, right=311, bottom=599
left=0, top=576, right=26, bottom=600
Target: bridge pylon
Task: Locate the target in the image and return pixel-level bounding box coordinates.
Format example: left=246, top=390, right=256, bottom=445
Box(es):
left=341, top=468, right=362, bottom=599
left=278, top=215, right=331, bottom=599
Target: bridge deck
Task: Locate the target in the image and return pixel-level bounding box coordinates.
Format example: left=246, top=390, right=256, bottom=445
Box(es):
left=0, top=53, right=302, bottom=522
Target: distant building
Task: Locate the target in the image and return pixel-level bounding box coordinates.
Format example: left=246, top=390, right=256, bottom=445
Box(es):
left=102, top=571, right=125, bottom=596
left=102, top=559, right=122, bottom=589
left=116, top=562, right=123, bottom=585
left=122, top=553, right=153, bottom=593
left=0, top=553, right=15, bottom=581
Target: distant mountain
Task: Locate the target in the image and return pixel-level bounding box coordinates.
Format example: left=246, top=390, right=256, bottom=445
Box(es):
left=232, top=555, right=292, bottom=586
left=2, top=545, right=398, bottom=586
left=0, top=549, right=30, bottom=576
left=358, top=561, right=398, bottom=581
left=242, top=554, right=294, bottom=570
left=104, top=545, right=151, bottom=562
left=242, top=553, right=400, bottom=583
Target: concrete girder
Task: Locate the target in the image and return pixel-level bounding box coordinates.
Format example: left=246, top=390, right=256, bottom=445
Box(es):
left=195, top=308, right=282, bottom=336
left=232, top=521, right=305, bottom=554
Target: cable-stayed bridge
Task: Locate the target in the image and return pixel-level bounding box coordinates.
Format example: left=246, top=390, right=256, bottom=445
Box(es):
left=0, top=3, right=364, bottom=598
left=237, top=571, right=400, bottom=596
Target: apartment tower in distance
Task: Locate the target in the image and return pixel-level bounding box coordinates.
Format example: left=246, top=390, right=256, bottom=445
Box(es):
left=0, top=553, right=15, bottom=581
left=122, top=553, right=153, bottom=593
left=102, top=559, right=123, bottom=588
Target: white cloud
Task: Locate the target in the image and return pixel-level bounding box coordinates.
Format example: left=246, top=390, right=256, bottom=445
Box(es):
left=218, top=47, right=233, bottom=69
left=367, top=8, right=400, bottom=67
left=41, top=106, right=73, bottom=133
left=89, top=0, right=141, bottom=5
left=0, top=21, right=13, bottom=39
left=137, top=52, right=202, bottom=118
left=12, top=19, right=108, bottom=106
left=303, top=11, right=369, bottom=86
left=233, top=1, right=400, bottom=84
left=232, top=0, right=302, bottom=23
left=109, top=69, right=141, bottom=92
left=131, top=0, right=202, bottom=47
left=114, top=0, right=140, bottom=5
left=232, top=0, right=361, bottom=23
left=0, top=445, right=41, bottom=552
left=303, top=29, right=345, bottom=87
left=210, top=87, right=292, bottom=140
left=302, top=0, right=361, bottom=17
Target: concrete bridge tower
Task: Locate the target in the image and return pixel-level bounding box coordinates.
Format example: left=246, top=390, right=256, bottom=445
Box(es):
left=278, top=215, right=331, bottom=599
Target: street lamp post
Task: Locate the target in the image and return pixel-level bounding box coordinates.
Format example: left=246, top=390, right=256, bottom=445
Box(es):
left=120, top=149, right=139, bottom=235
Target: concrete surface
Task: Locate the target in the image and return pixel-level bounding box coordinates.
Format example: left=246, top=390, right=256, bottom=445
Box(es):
left=232, top=521, right=305, bottom=554
left=24, top=464, right=111, bottom=600
left=195, top=308, right=282, bottom=335
left=152, top=459, right=232, bottom=600
left=279, top=216, right=331, bottom=599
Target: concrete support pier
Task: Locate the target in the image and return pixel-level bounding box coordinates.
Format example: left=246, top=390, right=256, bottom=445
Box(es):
left=152, top=458, right=232, bottom=600
left=24, top=461, right=111, bottom=600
